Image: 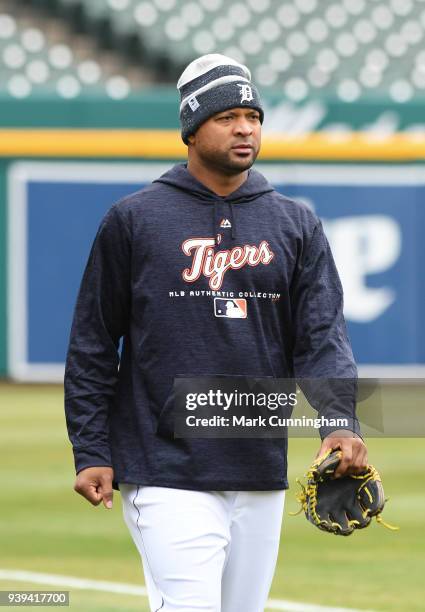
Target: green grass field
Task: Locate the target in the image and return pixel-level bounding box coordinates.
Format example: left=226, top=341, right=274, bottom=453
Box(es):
left=0, top=382, right=424, bottom=611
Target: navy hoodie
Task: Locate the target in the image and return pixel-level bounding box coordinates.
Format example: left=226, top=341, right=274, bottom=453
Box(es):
left=64, top=163, right=358, bottom=491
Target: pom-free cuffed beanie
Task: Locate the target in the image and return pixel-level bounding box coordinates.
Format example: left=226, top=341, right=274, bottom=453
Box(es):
left=177, top=54, right=264, bottom=144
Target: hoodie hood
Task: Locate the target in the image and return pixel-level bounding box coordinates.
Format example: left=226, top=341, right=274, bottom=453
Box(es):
left=154, top=163, right=274, bottom=245
left=154, top=162, right=274, bottom=203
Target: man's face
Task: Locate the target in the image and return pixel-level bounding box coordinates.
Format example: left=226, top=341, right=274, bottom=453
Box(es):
left=188, top=107, right=262, bottom=175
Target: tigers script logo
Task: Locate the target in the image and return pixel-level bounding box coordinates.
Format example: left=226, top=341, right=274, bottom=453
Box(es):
left=182, top=237, right=274, bottom=290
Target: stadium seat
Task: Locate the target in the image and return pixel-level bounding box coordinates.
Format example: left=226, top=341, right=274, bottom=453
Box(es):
left=1, top=0, right=425, bottom=101
left=50, top=0, right=425, bottom=101
left=0, top=1, right=149, bottom=99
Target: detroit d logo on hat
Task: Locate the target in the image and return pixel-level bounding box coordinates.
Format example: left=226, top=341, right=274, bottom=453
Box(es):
left=238, top=84, right=254, bottom=103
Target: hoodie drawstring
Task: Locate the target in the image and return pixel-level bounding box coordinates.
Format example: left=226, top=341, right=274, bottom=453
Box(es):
left=213, top=199, right=237, bottom=249
left=213, top=200, right=220, bottom=250
left=228, top=202, right=236, bottom=240
left=154, top=165, right=273, bottom=246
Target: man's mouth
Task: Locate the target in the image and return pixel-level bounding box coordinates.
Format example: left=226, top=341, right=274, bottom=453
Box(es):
left=231, top=144, right=253, bottom=154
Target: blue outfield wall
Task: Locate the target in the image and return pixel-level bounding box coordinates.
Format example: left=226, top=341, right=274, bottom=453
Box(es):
left=4, top=160, right=425, bottom=381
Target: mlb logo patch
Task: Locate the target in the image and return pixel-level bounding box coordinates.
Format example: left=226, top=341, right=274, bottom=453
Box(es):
left=188, top=96, right=200, bottom=111
left=214, top=298, right=247, bottom=318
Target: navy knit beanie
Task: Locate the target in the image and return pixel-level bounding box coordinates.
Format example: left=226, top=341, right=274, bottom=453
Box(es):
left=177, top=54, right=264, bottom=145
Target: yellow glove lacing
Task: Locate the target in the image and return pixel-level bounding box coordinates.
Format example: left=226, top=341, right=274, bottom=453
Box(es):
left=290, top=449, right=399, bottom=532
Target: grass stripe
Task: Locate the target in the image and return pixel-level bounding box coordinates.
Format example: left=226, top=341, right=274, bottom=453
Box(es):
left=0, top=569, right=374, bottom=612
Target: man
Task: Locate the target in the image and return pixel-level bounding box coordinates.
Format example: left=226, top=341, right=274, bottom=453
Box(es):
left=65, top=54, right=367, bottom=611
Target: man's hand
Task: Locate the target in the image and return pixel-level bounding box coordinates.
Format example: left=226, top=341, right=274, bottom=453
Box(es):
left=74, top=466, right=114, bottom=509
left=316, top=430, right=368, bottom=478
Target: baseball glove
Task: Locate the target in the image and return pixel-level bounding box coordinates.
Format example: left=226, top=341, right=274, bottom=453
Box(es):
left=291, top=448, right=398, bottom=536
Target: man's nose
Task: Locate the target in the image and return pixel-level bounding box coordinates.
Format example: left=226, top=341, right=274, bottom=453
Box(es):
left=233, top=119, right=253, bottom=135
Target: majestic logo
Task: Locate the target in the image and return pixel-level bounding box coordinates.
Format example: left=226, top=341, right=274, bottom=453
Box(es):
left=181, top=237, right=274, bottom=290
left=220, top=218, right=232, bottom=228
left=238, top=84, right=253, bottom=103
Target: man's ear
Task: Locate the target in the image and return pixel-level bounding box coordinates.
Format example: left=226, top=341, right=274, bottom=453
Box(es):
left=187, top=134, right=196, bottom=145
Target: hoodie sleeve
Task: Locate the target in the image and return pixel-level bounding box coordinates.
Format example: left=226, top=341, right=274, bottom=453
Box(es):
left=64, top=204, right=131, bottom=474
left=290, top=218, right=361, bottom=440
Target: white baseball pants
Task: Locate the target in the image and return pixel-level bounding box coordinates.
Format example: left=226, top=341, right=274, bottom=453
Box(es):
left=119, top=484, right=285, bottom=612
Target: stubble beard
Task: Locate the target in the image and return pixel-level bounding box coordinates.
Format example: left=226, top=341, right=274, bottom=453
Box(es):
left=198, top=145, right=259, bottom=176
